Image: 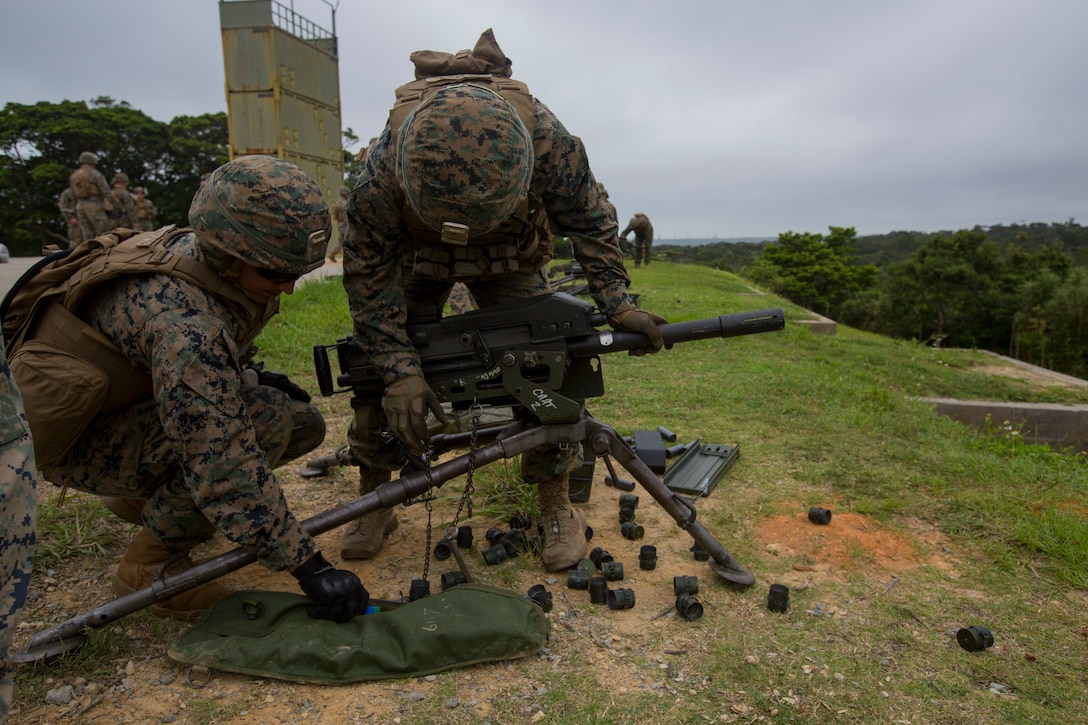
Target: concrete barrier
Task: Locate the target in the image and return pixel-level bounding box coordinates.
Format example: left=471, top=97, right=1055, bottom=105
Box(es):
left=920, top=397, right=1088, bottom=453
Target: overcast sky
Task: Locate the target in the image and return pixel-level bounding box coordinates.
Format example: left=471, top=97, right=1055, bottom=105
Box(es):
left=3, top=0, right=1086, bottom=240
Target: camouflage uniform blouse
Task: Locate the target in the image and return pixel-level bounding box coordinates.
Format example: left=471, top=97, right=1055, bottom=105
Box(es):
left=81, top=234, right=315, bottom=571
left=345, top=99, right=633, bottom=383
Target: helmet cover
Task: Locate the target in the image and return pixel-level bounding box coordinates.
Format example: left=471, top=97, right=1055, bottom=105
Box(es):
left=189, top=155, right=330, bottom=275
left=397, top=83, right=532, bottom=236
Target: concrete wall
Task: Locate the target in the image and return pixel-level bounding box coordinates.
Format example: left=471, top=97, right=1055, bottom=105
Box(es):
left=920, top=397, right=1088, bottom=453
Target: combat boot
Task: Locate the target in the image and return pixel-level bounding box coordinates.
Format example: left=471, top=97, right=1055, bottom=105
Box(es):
left=111, top=527, right=230, bottom=621
left=340, top=469, right=398, bottom=560
left=537, top=475, right=588, bottom=571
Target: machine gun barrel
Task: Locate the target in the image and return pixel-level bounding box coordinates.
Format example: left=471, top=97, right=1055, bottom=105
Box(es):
left=566, top=308, right=785, bottom=357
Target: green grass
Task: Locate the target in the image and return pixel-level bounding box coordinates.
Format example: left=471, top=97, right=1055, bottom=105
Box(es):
left=17, top=261, right=1087, bottom=724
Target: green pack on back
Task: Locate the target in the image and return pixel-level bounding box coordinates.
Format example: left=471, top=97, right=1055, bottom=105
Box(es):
left=167, top=583, right=550, bottom=683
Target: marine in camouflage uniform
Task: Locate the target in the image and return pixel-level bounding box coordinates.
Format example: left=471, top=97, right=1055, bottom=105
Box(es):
left=342, top=29, right=666, bottom=571
left=69, top=151, right=116, bottom=240
left=0, top=336, right=36, bottom=720
left=133, top=187, right=158, bottom=232
left=620, top=213, right=654, bottom=268
left=328, top=185, right=351, bottom=263
left=109, top=173, right=138, bottom=229
left=58, top=186, right=83, bottom=248
left=40, top=156, right=367, bottom=623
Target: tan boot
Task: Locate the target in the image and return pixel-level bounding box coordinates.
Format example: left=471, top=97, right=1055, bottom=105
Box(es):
left=340, top=469, right=398, bottom=560
left=538, top=475, right=588, bottom=571
left=111, top=528, right=230, bottom=621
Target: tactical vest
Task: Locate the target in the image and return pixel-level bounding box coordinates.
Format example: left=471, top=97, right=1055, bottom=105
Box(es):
left=1, top=226, right=269, bottom=468
left=388, top=75, right=553, bottom=282
left=69, top=167, right=100, bottom=199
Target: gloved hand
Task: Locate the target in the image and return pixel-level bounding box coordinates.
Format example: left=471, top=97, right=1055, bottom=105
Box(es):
left=242, top=362, right=312, bottom=402
left=292, top=552, right=369, bottom=623
left=256, top=368, right=312, bottom=403
left=383, top=374, right=447, bottom=454
left=608, top=307, right=668, bottom=356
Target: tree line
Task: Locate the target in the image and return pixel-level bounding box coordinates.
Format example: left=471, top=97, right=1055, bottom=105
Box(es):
left=739, top=225, right=1088, bottom=380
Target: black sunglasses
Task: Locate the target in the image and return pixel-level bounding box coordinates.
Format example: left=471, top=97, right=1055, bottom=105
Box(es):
left=256, top=268, right=302, bottom=284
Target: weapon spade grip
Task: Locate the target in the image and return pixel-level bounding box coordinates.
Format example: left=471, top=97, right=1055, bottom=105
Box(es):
left=313, top=344, right=334, bottom=397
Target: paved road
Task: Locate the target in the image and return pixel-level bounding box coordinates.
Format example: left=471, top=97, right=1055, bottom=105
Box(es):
left=0, top=256, right=45, bottom=299
left=0, top=256, right=342, bottom=300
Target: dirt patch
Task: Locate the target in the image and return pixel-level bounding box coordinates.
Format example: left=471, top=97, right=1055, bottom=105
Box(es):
left=972, top=362, right=1084, bottom=390
left=754, top=507, right=951, bottom=576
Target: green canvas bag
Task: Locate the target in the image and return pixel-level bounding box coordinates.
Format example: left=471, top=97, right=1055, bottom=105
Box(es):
left=167, top=583, right=550, bottom=683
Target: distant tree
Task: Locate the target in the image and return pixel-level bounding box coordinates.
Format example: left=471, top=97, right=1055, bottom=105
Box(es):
left=744, top=226, right=877, bottom=318
left=0, top=99, right=226, bottom=253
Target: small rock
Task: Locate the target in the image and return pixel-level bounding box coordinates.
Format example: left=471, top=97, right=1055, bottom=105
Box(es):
left=45, top=685, right=74, bottom=706
left=161, top=715, right=178, bottom=723
left=446, top=699, right=459, bottom=709
left=158, top=674, right=176, bottom=686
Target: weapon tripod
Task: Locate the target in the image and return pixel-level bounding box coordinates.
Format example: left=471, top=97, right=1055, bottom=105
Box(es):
left=17, top=413, right=754, bottom=664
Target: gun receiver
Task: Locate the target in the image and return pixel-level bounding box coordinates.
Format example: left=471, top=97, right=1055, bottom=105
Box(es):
left=314, top=292, right=784, bottom=424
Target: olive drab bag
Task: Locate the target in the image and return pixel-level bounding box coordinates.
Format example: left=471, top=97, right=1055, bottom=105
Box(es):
left=0, top=225, right=264, bottom=468
left=167, top=584, right=550, bottom=683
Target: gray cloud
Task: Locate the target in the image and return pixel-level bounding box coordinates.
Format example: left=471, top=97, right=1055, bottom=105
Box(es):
left=2, top=0, right=1085, bottom=238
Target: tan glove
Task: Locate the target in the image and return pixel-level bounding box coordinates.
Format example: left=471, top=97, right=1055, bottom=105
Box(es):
left=383, top=375, right=447, bottom=454
left=608, top=307, right=668, bottom=356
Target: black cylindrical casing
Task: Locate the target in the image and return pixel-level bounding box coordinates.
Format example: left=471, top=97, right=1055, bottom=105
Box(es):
left=676, top=594, right=704, bottom=621
left=589, top=576, right=608, bottom=604
left=767, top=583, right=790, bottom=613
left=639, top=545, right=658, bottom=570
left=606, top=588, right=636, bottom=610
left=456, top=525, right=474, bottom=549
left=673, top=575, right=699, bottom=596
left=808, top=507, right=833, bottom=525
left=527, top=584, right=553, bottom=613
left=601, top=561, right=624, bottom=581
left=409, top=578, right=430, bottom=601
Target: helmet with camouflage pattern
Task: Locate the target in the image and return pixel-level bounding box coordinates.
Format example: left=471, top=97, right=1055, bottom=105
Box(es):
left=189, top=155, right=330, bottom=276
left=111, top=173, right=129, bottom=186
left=397, top=83, right=532, bottom=236
left=79, top=151, right=98, bottom=165
left=339, top=185, right=350, bottom=196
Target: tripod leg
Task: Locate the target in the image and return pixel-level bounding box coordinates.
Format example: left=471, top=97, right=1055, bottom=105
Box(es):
left=585, top=419, right=756, bottom=587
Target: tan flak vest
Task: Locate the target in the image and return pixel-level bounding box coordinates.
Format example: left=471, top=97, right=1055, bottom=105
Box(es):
left=388, top=74, right=554, bottom=282
left=1, top=226, right=268, bottom=468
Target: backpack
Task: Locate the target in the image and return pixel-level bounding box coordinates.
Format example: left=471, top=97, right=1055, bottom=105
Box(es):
left=0, top=226, right=263, bottom=468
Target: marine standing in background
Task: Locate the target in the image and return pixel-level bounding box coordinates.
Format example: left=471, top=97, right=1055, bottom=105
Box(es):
left=133, top=186, right=158, bottom=232
left=11, top=156, right=367, bottom=624
left=620, top=212, right=654, bottom=268
left=328, top=185, right=352, bottom=264
left=341, top=29, right=665, bottom=572
left=68, top=151, right=116, bottom=240
left=109, top=173, right=138, bottom=230
left=0, top=334, right=37, bottom=720
left=58, top=186, right=83, bottom=248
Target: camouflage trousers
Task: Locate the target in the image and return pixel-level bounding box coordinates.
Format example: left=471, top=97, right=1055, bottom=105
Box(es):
left=0, top=406, right=37, bottom=719
left=347, top=270, right=578, bottom=486
left=75, top=198, right=113, bottom=240
left=66, top=219, right=84, bottom=249
left=50, top=385, right=324, bottom=551
left=634, top=241, right=652, bottom=267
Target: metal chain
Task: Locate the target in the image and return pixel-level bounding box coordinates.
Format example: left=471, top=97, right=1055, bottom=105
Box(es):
left=449, top=399, right=482, bottom=530
left=420, top=461, right=434, bottom=581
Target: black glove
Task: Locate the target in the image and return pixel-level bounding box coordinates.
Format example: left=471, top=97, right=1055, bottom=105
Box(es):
left=292, top=553, right=369, bottom=623
left=254, top=366, right=312, bottom=403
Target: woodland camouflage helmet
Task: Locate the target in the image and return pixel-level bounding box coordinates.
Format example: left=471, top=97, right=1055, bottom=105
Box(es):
left=189, top=155, right=330, bottom=276
left=111, top=173, right=129, bottom=185
left=397, top=83, right=532, bottom=236
left=78, top=151, right=98, bottom=165
left=339, top=185, right=350, bottom=196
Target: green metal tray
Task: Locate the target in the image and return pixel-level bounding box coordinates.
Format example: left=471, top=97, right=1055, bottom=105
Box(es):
left=663, top=441, right=740, bottom=497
